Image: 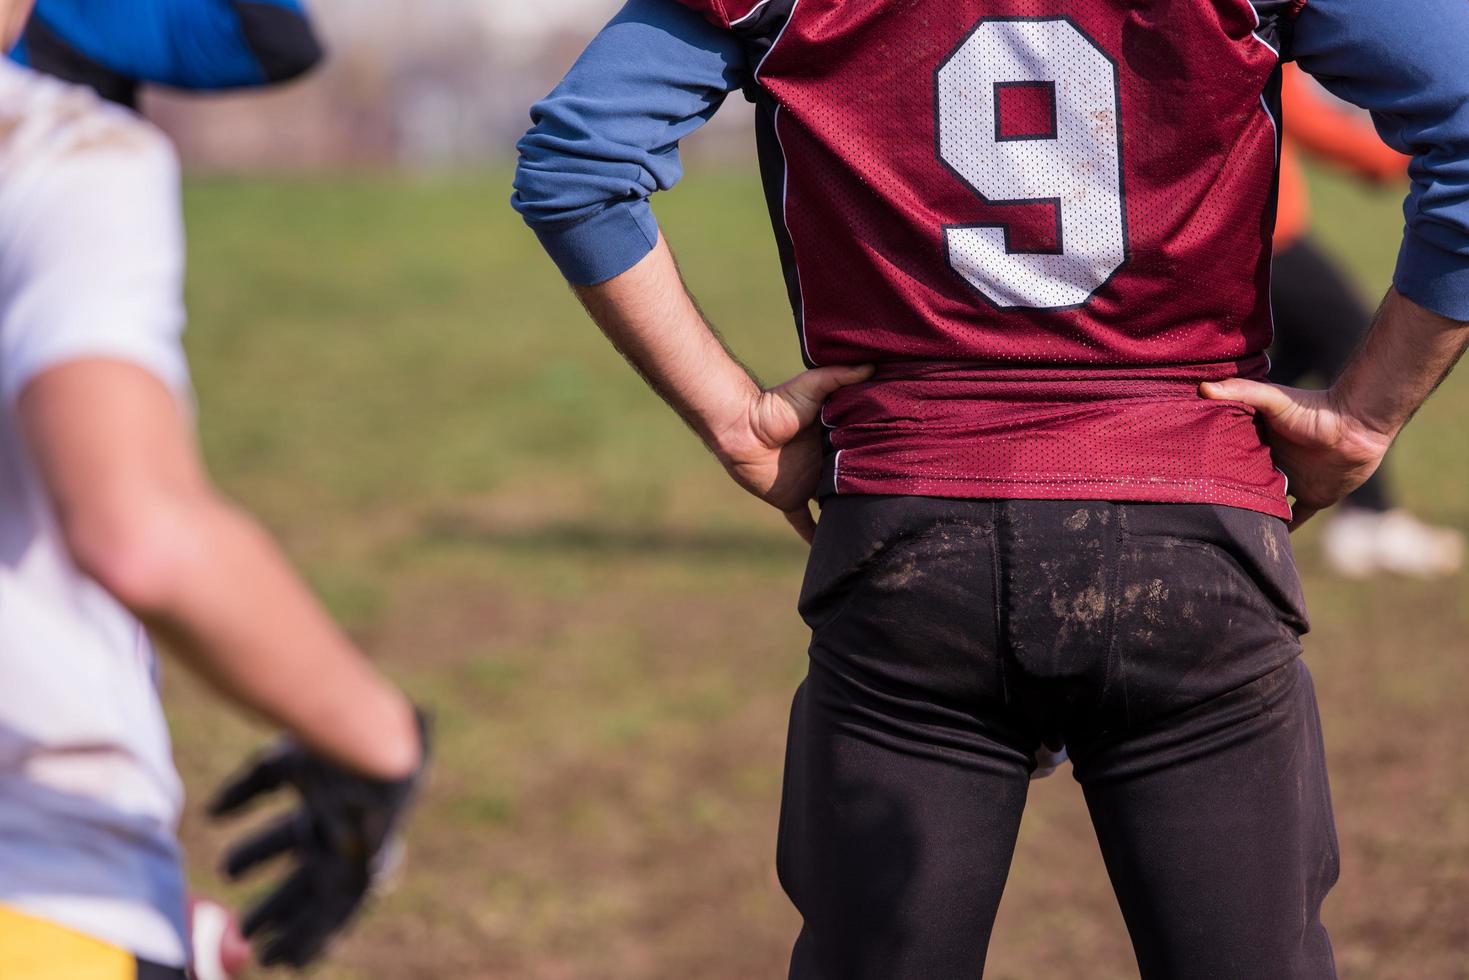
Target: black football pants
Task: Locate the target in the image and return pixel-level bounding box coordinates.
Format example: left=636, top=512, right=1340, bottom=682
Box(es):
left=779, top=496, right=1339, bottom=979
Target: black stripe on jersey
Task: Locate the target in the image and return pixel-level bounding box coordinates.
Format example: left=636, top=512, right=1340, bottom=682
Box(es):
left=1261, top=64, right=1285, bottom=256
left=728, top=0, right=797, bottom=72
left=21, top=16, right=139, bottom=108
left=1250, top=0, right=1300, bottom=59
left=753, top=94, right=812, bottom=367
left=737, top=0, right=811, bottom=364
left=1262, top=65, right=1284, bottom=161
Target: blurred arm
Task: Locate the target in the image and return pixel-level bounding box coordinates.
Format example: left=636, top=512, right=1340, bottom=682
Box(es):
left=18, top=362, right=420, bottom=781
left=1281, top=65, right=1407, bottom=183
left=1, top=115, right=415, bottom=782
left=12, top=0, right=322, bottom=96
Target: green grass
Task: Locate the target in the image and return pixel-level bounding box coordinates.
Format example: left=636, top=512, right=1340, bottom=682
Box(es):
left=169, top=165, right=1467, bottom=979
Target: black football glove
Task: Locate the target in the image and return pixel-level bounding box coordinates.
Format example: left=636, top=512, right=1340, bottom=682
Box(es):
left=208, top=710, right=431, bottom=969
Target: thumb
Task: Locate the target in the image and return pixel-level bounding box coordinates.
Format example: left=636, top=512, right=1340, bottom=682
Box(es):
left=772, top=364, right=875, bottom=427
left=1199, top=378, right=1300, bottom=421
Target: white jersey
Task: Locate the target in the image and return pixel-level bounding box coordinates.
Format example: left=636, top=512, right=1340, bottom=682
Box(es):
left=0, top=61, right=190, bottom=968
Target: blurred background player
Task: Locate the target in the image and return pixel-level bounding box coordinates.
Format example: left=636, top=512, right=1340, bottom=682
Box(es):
left=10, top=7, right=330, bottom=972
left=1273, top=64, right=1464, bottom=578
left=0, top=0, right=429, bottom=977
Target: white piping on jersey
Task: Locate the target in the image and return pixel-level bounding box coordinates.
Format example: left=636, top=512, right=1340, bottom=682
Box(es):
left=1245, top=16, right=1280, bottom=56
left=1246, top=1, right=1282, bottom=58
left=1260, top=95, right=1281, bottom=344
left=832, top=448, right=844, bottom=493
left=730, top=0, right=775, bottom=28
left=1259, top=94, right=1279, bottom=159
left=755, top=0, right=801, bottom=80
left=1246, top=0, right=1281, bottom=162
left=1247, top=3, right=1282, bottom=345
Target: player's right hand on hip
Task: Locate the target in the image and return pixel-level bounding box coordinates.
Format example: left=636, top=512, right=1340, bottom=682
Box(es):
left=713, top=363, right=874, bottom=543
left=1200, top=379, right=1394, bottom=529
left=208, top=709, right=432, bottom=969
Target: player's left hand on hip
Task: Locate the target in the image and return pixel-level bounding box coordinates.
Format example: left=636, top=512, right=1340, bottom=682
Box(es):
left=1200, top=378, right=1393, bottom=530
left=208, top=709, right=432, bottom=969
left=714, top=363, right=874, bottom=543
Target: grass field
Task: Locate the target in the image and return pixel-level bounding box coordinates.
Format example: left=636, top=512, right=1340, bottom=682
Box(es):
left=167, top=164, right=1468, bottom=979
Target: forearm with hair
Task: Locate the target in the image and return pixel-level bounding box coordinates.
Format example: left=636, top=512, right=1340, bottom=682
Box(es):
left=1331, top=287, right=1469, bottom=439
left=571, top=233, right=760, bottom=457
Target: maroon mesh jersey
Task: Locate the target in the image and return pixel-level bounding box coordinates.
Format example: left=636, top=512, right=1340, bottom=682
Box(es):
left=681, top=0, right=1296, bottom=518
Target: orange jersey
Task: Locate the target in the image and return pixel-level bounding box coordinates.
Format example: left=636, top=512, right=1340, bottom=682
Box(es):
left=1276, top=64, right=1409, bottom=248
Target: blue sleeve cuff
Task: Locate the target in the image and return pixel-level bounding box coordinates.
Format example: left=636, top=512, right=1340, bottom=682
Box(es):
left=1393, top=229, right=1469, bottom=321
left=531, top=199, right=661, bottom=286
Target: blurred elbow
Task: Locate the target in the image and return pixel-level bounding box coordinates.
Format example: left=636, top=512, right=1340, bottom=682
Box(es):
left=62, top=494, right=214, bottom=618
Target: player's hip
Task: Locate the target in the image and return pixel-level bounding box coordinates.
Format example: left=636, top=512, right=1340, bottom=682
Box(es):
left=0, top=802, right=189, bottom=971
left=799, top=495, right=1308, bottom=734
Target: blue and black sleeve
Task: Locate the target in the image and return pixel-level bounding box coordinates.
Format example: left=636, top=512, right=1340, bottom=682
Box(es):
left=10, top=0, right=324, bottom=107
left=1290, top=0, right=1469, bottom=320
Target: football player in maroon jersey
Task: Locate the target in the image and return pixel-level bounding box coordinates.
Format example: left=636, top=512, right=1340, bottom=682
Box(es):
left=514, top=1, right=1469, bottom=975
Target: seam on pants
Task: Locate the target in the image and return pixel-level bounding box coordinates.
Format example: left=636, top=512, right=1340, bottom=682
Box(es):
left=1108, top=504, right=1131, bottom=727
left=992, top=502, right=1012, bottom=707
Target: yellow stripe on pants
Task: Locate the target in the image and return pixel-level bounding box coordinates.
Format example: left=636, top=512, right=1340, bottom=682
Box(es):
left=0, top=905, right=136, bottom=980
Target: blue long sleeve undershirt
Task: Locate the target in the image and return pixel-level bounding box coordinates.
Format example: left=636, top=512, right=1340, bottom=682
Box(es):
left=511, top=0, right=747, bottom=286
left=513, top=0, right=1469, bottom=320
left=1292, top=0, right=1469, bottom=320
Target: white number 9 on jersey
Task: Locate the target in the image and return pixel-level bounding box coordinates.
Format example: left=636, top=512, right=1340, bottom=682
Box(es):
left=937, top=17, right=1128, bottom=310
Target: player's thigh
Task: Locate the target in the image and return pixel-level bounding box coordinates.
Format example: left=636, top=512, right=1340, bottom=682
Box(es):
left=781, top=495, right=1033, bottom=980
left=1070, top=504, right=1335, bottom=978
left=1078, top=659, right=1338, bottom=980
left=779, top=663, right=1032, bottom=980
left=0, top=905, right=186, bottom=980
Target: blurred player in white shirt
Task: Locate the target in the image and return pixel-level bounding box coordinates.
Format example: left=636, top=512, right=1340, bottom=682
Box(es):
left=0, top=2, right=429, bottom=977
